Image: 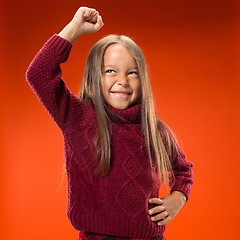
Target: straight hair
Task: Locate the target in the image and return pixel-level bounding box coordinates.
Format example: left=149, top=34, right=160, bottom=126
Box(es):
left=79, top=34, right=180, bottom=188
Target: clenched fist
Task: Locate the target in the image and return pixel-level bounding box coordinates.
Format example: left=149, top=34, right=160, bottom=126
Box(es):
left=58, top=6, right=104, bottom=43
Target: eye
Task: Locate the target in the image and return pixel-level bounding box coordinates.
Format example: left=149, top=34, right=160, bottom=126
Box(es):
left=128, top=71, right=138, bottom=75
left=105, top=69, right=116, bottom=74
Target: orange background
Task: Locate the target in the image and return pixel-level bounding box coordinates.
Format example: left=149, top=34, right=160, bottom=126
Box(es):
left=1, top=0, right=240, bottom=239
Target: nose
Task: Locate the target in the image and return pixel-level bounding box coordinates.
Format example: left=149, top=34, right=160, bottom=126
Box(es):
left=117, top=74, right=128, bottom=86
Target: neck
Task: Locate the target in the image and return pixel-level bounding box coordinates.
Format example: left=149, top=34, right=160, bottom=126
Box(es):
left=105, top=103, right=142, bottom=124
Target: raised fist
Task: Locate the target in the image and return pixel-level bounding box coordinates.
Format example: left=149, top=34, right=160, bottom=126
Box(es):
left=71, top=7, right=104, bottom=34
left=58, top=6, right=104, bottom=43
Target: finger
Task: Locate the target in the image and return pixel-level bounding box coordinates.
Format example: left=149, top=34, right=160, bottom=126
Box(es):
left=88, top=9, right=97, bottom=21
left=150, top=211, right=168, bottom=222
left=89, top=11, right=99, bottom=24
left=158, top=216, right=172, bottom=226
left=83, top=8, right=91, bottom=19
left=149, top=198, right=163, bottom=205
left=84, top=8, right=97, bottom=21
left=148, top=205, right=165, bottom=215
left=93, top=15, right=104, bottom=32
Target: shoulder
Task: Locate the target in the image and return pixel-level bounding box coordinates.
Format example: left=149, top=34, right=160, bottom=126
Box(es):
left=63, top=99, right=97, bottom=133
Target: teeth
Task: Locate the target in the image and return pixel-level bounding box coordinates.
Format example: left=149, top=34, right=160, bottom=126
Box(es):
left=113, top=92, right=128, bottom=96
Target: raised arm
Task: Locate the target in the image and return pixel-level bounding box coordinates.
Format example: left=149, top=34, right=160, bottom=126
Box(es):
left=25, top=7, right=104, bottom=131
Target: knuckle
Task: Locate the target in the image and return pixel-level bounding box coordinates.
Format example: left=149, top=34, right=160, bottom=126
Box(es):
left=158, top=206, right=163, bottom=212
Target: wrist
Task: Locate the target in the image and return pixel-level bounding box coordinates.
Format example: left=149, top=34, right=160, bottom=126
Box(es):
left=58, top=22, right=84, bottom=44
left=171, top=191, right=186, bottom=205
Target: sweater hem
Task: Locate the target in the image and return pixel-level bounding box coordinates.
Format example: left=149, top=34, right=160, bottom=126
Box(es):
left=68, top=212, right=166, bottom=238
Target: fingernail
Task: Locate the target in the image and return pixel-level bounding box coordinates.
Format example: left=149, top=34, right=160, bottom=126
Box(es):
left=158, top=222, right=161, bottom=225
left=149, top=199, right=152, bottom=203
left=149, top=210, right=152, bottom=214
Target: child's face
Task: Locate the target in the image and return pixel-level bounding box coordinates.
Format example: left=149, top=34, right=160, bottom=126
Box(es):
left=101, top=44, right=141, bottom=110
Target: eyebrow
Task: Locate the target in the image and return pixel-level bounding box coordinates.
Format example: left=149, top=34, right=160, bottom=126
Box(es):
left=104, top=65, right=116, bottom=68
left=104, top=65, right=138, bottom=70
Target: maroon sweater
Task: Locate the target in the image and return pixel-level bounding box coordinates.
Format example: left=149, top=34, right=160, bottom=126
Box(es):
left=26, top=34, right=193, bottom=238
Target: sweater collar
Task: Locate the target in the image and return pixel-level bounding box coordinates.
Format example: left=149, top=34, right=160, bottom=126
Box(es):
left=106, top=103, right=142, bottom=124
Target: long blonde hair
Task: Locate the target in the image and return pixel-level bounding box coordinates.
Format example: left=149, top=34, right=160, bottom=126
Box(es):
left=79, top=34, right=180, bottom=187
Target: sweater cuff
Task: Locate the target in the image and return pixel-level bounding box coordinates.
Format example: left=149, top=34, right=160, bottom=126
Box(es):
left=43, top=34, right=72, bottom=61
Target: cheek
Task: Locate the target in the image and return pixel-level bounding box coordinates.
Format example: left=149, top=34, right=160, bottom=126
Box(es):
left=102, top=77, right=115, bottom=92
left=101, top=78, right=112, bottom=99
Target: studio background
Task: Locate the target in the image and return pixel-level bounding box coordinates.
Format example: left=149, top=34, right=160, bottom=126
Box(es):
left=1, top=0, right=239, bottom=239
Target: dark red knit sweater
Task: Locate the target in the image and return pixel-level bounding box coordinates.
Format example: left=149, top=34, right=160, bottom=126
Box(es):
left=26, top=34, right=193, bottom=238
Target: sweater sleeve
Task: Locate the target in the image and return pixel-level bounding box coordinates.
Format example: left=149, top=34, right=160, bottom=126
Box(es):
left=26, top=34, right=84, bottom=131
left=169, top=145, right=194, bottom=202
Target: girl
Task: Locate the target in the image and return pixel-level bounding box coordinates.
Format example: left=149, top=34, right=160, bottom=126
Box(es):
left=26, top=6, right=193, bottom=240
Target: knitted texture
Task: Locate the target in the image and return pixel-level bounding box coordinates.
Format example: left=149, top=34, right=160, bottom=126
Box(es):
left=78, top=231, right=166, bottom=240
left=26, top=34, right=193, bottom=238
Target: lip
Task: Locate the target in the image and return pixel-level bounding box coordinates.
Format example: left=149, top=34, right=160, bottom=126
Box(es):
left=110, top=91, right=132, bottom=98
left=111, top=91, right=132, bottom=94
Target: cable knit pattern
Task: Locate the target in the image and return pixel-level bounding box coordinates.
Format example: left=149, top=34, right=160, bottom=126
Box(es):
left=26, top=34, right=193, bottom=238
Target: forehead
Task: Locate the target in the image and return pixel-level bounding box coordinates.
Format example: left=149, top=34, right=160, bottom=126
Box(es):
left=103, top=44, right=136, bottom=66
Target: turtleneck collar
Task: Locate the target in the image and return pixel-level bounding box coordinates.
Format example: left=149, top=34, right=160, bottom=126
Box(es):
left=105, top=103, right=142, bottom=124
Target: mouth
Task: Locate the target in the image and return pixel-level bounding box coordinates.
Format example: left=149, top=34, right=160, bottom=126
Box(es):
left=110, top=91, right=132, bottom=98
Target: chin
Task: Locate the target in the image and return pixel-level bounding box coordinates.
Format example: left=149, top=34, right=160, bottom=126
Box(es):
left=113, top=105, right=128, bottom=110
left=111, top=103, right=129, bottom=110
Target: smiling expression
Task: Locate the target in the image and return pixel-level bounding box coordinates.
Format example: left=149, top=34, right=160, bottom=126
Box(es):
left=101, top=44, right=141, bottom=110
